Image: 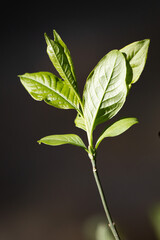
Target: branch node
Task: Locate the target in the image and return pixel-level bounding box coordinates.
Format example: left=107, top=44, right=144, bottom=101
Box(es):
left=108, top=222, right=116, bottom=228
left=93, top=167, right=97, bottom=172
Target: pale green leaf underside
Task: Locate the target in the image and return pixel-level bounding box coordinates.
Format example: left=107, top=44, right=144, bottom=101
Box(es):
left=120, top=39, right=150, bottom=84
left=95, top=117, right=138, bottom=149
left=19, top=72, right=79, bottom=110
left=38, top=134, right=87, bottom=149
left=74, top=114, right=86, bottom=131
left=19, top=33, right=150, bottom=156
left=44, top=32, right=79, bottom=94
left=83, top=49, right=128, bottom=136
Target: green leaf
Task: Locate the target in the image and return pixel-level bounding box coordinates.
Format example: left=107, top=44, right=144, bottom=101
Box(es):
left=83, top=49, right=128, bottom=138
left=44, top=31, right=79, bottom=96
left=74, top=114, right=86, bottom=131
left=95, top=117, right=138, bottom=149
left=19, top=72, right=80, bottom=110
left=53, top=30, right=76, bottom=82
left=38, top=134, right=87, bottom=149
left=120, top=39, right=150, bottom=85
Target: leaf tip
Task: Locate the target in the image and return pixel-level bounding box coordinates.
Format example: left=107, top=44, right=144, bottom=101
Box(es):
left=143, top=39, right=150, bottom=50
left=53, top=29, right=60, bottom=42
left=53, top=29, right=57, bottom=36
left=134, top=118, right=139, bottom=124
left=37, top=140, right=42, bottom=145
left=44, top=32, right=50, bottom=44
left=145, top=38, right=150, bottom=44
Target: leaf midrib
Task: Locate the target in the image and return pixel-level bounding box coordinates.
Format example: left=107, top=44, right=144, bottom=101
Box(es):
left=47, top=37, right=81, bottom=103
left=123, top=41, right=147, bottom=63
left=22, top=74, right=79, bottom=111
left=88, top=54, right=118, bottom=135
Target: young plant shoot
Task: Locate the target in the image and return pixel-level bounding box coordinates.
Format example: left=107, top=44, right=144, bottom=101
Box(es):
left=19, top=30, right=150, bottom=240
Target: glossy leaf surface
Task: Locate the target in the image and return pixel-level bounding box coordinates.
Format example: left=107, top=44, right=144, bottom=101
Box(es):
left=38, top=134, right=87, bottom=149
left=83, top=50, right=128, bottom=137
left=44, top=31, right=79, bottom=95
left=120, top=39, right=150, bottom=85
left=19, top=72, right=79, bottom=110
left=96, top=117, right=138, bottom=149
left=53, top=30, right=77, bottom=82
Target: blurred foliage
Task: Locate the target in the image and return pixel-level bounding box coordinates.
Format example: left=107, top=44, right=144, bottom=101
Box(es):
left=83, top=215, right=116, bottom=240
left=95, top=222, right=114, bottom=240
left=149, top=204, right=160, bottom=240
left=84, top=204, right=160, bottom=240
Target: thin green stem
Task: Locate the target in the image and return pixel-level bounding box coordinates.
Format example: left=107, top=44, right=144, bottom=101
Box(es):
left=89, top=155, right=121, bottom=240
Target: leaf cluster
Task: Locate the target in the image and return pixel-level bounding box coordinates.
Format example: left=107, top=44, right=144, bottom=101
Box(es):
left=19, top=30, right=150, bottom=158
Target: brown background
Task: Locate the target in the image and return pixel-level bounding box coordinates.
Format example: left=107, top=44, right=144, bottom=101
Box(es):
left=1, top=2, right=160, bottom=240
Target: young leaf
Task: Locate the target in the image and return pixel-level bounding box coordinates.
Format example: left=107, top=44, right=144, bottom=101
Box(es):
left=83, top=50, right=128, bottom=138
left=38, top=134, right=87, bottom=150
left=53, top=30, right=76, bottom=82
left=74, top=114, right=86, bottom=131
left=19, top=72, right=80, bottom=110
left=95, top=117, right=138, bottom=149
left=44, top=31, right=80, bottom=98
left=120, top=39, right=150, bottom=85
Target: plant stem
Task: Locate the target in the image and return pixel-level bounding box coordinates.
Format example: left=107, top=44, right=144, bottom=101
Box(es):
left=90, top=155, right=121, bottom=240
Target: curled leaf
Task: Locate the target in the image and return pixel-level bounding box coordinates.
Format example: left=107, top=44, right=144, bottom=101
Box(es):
left=95, top=117, right=138, bottom=149
left=120, top=39, right=150, bottom=85
left=38, top=134, right=87, bottom=150
left=44, top=31, right=79, bottom=94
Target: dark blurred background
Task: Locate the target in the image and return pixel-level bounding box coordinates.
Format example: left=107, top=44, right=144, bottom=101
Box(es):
left=1, top=2, right=160, bottom=240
